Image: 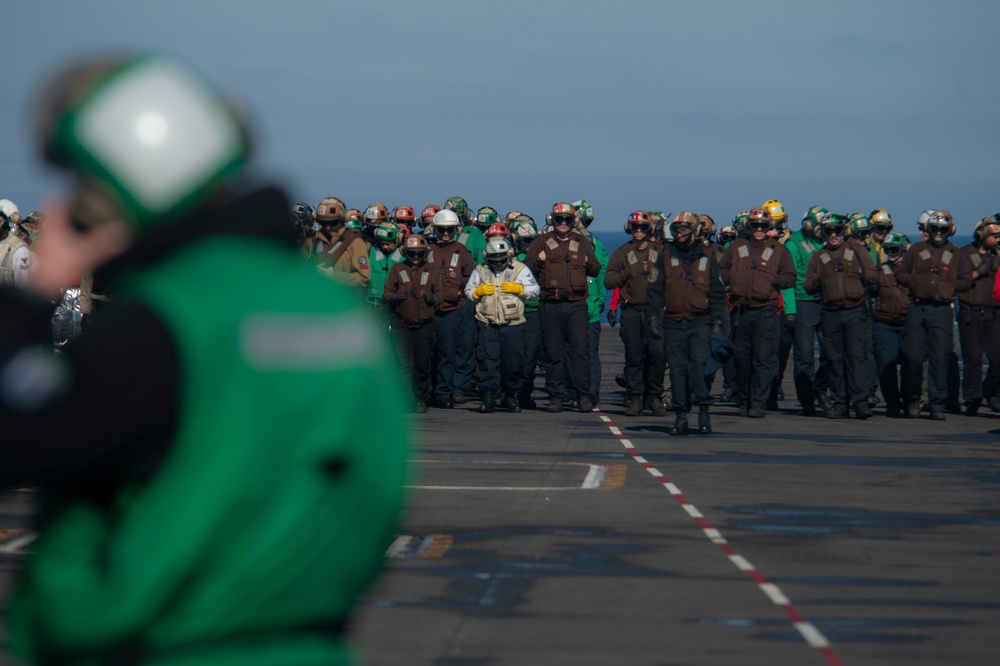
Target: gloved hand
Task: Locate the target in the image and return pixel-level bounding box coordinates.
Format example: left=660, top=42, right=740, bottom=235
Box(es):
left=423, top=291, right=437, bottom=306
left=785, top=313, right=796, bottom=327
left=607, top=308, right=619, bottom=328
left=500, top=281, right=524, bottom=294
left=394, top=289, right=409, bottom=303
left=647, top=317, right=662, bottom=339
left=990, top=254, right=1000, bottom=273
left=473, top=283, right=496, bottom=299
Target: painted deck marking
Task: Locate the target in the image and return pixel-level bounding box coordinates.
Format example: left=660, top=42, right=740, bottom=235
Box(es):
left=594, top=411, right=845, bottom=666
left=409, top=460, right=626, bottom=491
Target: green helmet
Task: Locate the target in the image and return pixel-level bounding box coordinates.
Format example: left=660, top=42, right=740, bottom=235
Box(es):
left=732, top=210, right=750, bottom=235
left=800, top=205, right=827, bottom=240
left=445, top=196, right=468, bottom=216
left=476, top=206, right=499, bottom=230
left=344, top=211, right=364, bottom=231
left=512, top=220, right=537, bottom=253
left=572, top=199, right=595, bottom=227
left=881, top=231, right=909, bottom=251
left=821, top=212, right=850, bottom=233
left=849, top=213, right=873, bottom=238
left=374, top=221, right=402, bottom=245
left=513, top=214, right=537, bottom=231
left=36, top=53, right=251, bottom=231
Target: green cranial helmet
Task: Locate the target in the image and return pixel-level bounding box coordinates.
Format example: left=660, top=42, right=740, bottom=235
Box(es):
left=821, top=211, right=851, bottom=232
left=731, top=210, right=750, bottom=234
left=800, top=205, right=827, bottom=239
left=36, top=53, right=251, bottom=231
left=572, top=199, right=595, bottom=227
left=849, top=213, right=873, bottom=238
left=881, top=231, right=909, bottom=251
left=374, top=221, right=402, bottom=245
left=476, top=206, right=498, bottom=230
left=344, top=210, right=364, bottom=231
left=444, top=196, right=468, bottom=216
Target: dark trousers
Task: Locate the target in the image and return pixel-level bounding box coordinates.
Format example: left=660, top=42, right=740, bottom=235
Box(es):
left=540, top=300, right=590, bottom=401
left=903, top=303, right=954, bottom=411
left=477, top=321, right=526, bottom=397
left=663, top=320, right=711, bottom=411
left=393, top=322, right=436, bottom=402
left=958, top=306, right=1000, bottom=404
left=820, top=305, right=869, bottom=410
left=770, top=312, right=794, bottom=405
left=519, top=310, right=542, bottom=401
left=792, top=300, right=829, bottom=410
left=873, top=318, right=908, bottom=413
left=619, top=306, right=663, bottom=400
left=455, top=300, right=477, bottom=394
left=564, top=321, right=602, bottom=402
left=732, top=306, right=780, bottom=411
left=434, top=307, right=465, bottom=400
left=866, top=315, right=878, bottom=398
left=589, top=320, right=602, bottom=399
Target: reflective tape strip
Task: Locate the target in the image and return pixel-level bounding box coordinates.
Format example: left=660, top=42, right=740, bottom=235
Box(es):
left=240, top=313, right=379, bottom=371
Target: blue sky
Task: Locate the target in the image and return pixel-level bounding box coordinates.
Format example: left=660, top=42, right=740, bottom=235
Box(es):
left=2, top=0, right=998, bottom=234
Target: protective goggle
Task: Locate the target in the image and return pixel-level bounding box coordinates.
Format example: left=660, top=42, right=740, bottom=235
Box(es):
left=719, top=232, right=737, bottom=243
left=873, top=223, right=893, bottom=234
left=748, top=221, right=770, bottom=231
left=822, top=225, right=845, bottom=236
left=404, top=248, right=428, bottom=260
left=552, top=215, right=575, bottom=225
left=437, top=226, right=458, bottom=234
left=926, top=224, right=950, bottom=235
left=853, top=228, right=872, bottom=239
left=671, top=223, right=694, bottom=235
left=629, top=223, right=651, bottom=233
left=884, top=245, right=905, bottom=256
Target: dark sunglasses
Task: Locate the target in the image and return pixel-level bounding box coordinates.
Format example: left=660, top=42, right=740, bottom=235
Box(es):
left=822, top=225, right=845, bottom=236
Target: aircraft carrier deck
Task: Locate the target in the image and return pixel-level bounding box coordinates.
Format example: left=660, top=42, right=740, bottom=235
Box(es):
left=353, top=324, right=1000, bottom=665
left=1, top=325, right=998, bottom=665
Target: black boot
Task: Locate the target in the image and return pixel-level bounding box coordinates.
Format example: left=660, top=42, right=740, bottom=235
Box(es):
left=479, top=390, right=496, bottom=413
left=697, top=405, right=712, bottom=434
left=670, top=410, right=689, bottom=436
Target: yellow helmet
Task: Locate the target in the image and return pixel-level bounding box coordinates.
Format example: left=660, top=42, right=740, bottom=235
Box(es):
left=761, top=199, right=787, bottom=225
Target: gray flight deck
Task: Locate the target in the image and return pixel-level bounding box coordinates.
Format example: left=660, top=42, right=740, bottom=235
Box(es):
left=352, top=325, right=1000, bottom=666
left=1, top=326, right=999, bottom=665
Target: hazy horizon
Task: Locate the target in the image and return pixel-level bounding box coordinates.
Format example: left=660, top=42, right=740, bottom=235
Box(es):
left=2, top=1, right=997, bottom=234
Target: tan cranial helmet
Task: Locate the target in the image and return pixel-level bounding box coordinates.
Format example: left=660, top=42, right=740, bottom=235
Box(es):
left=316, top=196, right=346, bottom=224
